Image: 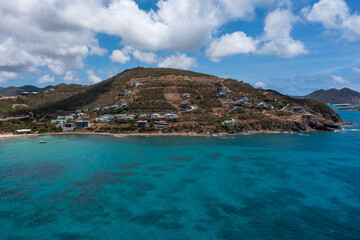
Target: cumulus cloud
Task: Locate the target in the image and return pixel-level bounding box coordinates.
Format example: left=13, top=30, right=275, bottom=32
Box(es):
left=206, top=32, right=258, bottom=62
left=255, top=82, right=266, bottom=89
left=63, top=71, right=80, bottom=83
left=110, top=47, right=132, bottom=64
left=158, top=53, right=196, bottom=70
left=258, top=9, right=308, bottom=58
left=0, top=0, right=106, bottom=78
left=133, top=50, right=157, bottom=64
left=331, top=75, right=349, bottom=84
left=351, top=67, right=360, bottom=74
left=0, top=71, right=17, bottom=84
left=87, top=70, right=102, bottom=84
left=303, top=0, right=360, bottom=41
left=37, top=74, right=55, bottom=84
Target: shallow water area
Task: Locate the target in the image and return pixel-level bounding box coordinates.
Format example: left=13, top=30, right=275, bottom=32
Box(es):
left=0, top=111, right=359, bottom=239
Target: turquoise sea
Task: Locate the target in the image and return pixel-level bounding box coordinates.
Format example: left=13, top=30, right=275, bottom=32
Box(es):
left=0, top=111, right=359, bottom=240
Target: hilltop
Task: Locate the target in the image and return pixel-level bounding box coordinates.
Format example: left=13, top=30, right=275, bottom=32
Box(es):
left=0, top=67, right=345, bottom=135
left=0, top=85, right=58, bottom=97
left=300, top=88, right=360, bottom=104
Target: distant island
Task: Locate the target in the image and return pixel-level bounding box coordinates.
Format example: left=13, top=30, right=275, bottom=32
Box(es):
left=0, top=67, right=346, bottom=137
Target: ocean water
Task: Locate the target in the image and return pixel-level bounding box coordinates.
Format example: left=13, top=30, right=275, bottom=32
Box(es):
left=0, top=111, right=359, bottom=240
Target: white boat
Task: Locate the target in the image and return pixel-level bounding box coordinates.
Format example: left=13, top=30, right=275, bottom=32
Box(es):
left=39, top=140, right=47, bottom=143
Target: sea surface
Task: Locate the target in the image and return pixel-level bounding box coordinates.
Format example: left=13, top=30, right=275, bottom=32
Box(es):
left=0, top=111, right=359, bottom=240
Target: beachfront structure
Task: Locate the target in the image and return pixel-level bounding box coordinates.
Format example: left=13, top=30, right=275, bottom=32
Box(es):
left=76, top=121, right=90, bottom=129
left=163, top=113, right=178, bottom=119
left=151, top=113, right=162, bottom=119
left=136, top=120, right=148, bottom=128
left=114, top=114, right=126, bottom=120
left=221, top=120, right=236, bottom=126
left=15, top=129, right=31, bottom=134
left=130, top=82, right=143, bottom=87
left=291, top=107, right=303, bottom=113
left=155, top=121, right=168, bottom=128
left=183, top=93, right=190, bottom=98
left=63, top=123, right=74, bottom=131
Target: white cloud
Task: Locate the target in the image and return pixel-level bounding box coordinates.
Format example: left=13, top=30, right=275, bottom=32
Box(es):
left=0, top=71, right=17, bottom=84
left=110, top=48, right=131, bottom=64
left=255, top=82, right=266, bottom=89
left=351, top=67, right=360, bottom=74
left=37, top=74, right=55, bottom=84
left=331, top=75, right=349, bottom=84
left=206, top=32, right=258, bottom=62
left=86, top=70, right=102, bottom=84
left=303, top=0, right=360, bottom=40
left=258, top=9, right=308, bottom=58
left=133, top=50, right=157, bottom=64
left=0, top=0, right=106, bottom=77
left=158, top=53, right=196, bottom=70
left=63, top=71, right=80, bottom=83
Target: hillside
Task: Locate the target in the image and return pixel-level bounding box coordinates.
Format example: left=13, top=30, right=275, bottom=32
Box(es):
left=0, top=67, right=345, bottom=134
left=301, top=88, right=360, bottom=104
left=0, top=85, right=57, bottom=96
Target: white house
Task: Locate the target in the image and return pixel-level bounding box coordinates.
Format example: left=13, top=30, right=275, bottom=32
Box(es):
left=163, top=113, right=178, bottom=119
left=221, top=119, right=236, bottom=126
left=151, top=113, right=162, bottom=119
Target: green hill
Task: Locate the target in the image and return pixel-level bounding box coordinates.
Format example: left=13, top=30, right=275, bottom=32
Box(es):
left=302, top=88, right=360, bottom=104
left=0, top=67, right=345, bottom=134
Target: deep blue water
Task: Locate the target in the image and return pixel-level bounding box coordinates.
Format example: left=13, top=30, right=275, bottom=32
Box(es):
left=0, top=111, right=359, bottom=240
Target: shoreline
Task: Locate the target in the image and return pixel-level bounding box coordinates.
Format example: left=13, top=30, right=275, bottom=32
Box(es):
left=0, top=127, right=346, bottom=141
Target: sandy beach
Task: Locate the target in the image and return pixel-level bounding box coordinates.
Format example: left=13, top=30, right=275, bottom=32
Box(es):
left=0, top=130, right=291, bottom=141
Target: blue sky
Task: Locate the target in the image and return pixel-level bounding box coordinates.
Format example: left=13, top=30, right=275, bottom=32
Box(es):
left=0, top=0, right=360, bottom=95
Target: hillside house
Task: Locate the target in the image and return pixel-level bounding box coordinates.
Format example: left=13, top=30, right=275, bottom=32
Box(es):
left=213, top=83, right=222, bottom=88
left=221, top=88, right=229, bottom=93
left=183, top=93, right=190, bottom=98
left=151, top=113, right=161, bottom=119
left=66, top=115, right=74, bottom=120
left=130, top=82, right=143, bottom=87
left=93, top=107, right=101, bottom=111
left=114, top=114, right=126, bottom=120
left=233, top=106, right=244, bottom=111
left=257, top=102, right=271, bottom=108
left=139, top=114, right=149, bottom=119
left=163, top=113, right=178, bottom=119
left=291, top=107, right=303, bottom=113
left=63, top=123, right=74, bottom=131
left=121, top=103, right=129, bottom=108
left=155, top=121, right=168, bottom=128
left=119, top=91, right=131, bottom=96
left=178, top=104, right=193, bottom=111
left=76, top=121, right=90, bottom=129
left=236, top=97, right=249, bottom=105
left=75, top=110, right=82, bottom=114
left=216, top=92, right=227, bottom=97
left=221, top=119, right=236, bottom=126
left=126, top=115, right=135, bottom=120
left=136, top=120, right=148, bottom=128
left=111, top=104, right=121, bottom=110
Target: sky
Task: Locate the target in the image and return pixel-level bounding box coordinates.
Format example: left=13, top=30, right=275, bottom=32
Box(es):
left=0, top=0, right=360, bottom=95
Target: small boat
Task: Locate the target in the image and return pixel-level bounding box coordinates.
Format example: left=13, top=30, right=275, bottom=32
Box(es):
left=39, top=140, right=47, bottom=143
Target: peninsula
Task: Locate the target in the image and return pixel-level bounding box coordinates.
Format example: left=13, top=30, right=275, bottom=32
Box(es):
left=0, top=67, right=345, bottom=137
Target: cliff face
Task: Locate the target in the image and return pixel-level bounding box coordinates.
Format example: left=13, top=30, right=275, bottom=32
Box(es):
left=3, top=67, right=346, bottom=134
